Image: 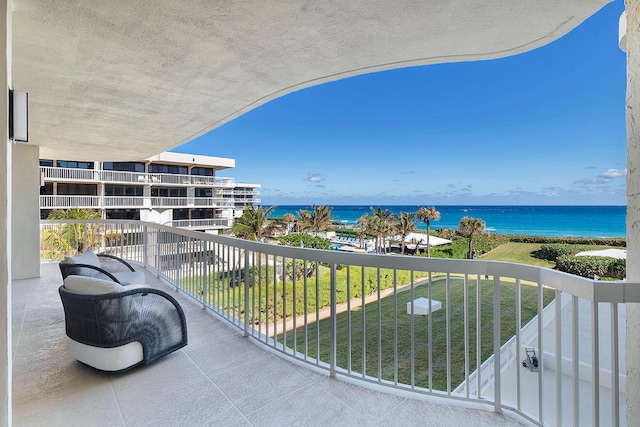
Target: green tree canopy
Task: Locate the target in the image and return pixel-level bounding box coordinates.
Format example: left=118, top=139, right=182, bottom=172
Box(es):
left=296, top=205, right=334, bottom=234
left=458, top=216, right=486, bottom=259
left=232, top=205, right=277, bottom=241
left=416, top=206, right=441, bottom=257
left=43, top=208, right=103, bottom=257
left=394, top=212, right=417, bottom=255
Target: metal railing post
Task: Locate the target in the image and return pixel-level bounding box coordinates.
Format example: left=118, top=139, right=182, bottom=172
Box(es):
left=329, top=263, right=337, bottom=378
left=493, top=276, right=501, bottom=413
left=156, top=229, right=161, bottom=278
left=142, top=225, right=148, bottom=268
left=243, top=249, right=250, bottom=337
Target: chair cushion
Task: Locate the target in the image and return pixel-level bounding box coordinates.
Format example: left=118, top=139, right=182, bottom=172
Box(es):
left=67, top=250, right=101, bottom=267
left=63, top=275, right=126, bottom=295
left=111, top=271, right=146, bottom=286
left=62, top=251, right=102, bottom=277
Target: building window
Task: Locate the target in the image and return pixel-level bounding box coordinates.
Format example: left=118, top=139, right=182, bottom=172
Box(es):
left=39, top=159, right=53, bottom=167
left=40, top=182, right=53, bottom=195
left=195, top=188, right=212, bottom=197
left=56, top=183, right=97, bottom=195
left=173, top=209, right=189, bottom=220
left=106, top=209, right=140, bottom=220
left=56, top=160, right=94, bottom=169
left=105, top=184, right=143, bottom=197
left=151, top=187, right=186, bottom=197
left=191, top=167, right=214, bottom=176
left=191, top=209, right=213, bottom=219
left=102, top=162, right=145, bottom=172
left=148, top=163, right=188, bottom=175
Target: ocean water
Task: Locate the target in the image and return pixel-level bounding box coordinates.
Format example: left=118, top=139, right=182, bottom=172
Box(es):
left=267, top=205, right=626, bottom=238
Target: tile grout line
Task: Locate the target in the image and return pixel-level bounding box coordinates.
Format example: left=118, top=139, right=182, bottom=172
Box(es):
left=181, top=348, right=255, bottom=426
left=108, top=375, right=130, bottom=427
left=11, top=275, right=37, bottom=364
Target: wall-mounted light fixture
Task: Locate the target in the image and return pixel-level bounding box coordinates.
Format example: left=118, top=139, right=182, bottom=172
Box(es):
left=9, top=89, right=28, bottom=142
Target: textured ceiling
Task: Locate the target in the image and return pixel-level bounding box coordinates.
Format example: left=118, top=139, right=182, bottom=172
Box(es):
left=12, top=0, right=609, bottom=161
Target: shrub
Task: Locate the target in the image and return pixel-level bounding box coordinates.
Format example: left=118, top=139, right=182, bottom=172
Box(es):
left=540, top=244, right=590, bottom=261
left=427, top=234, right=507, bottom=259
left=555, top=255, right=626, bottom=279
left=506, top=235, right=626, bottom=246
left=285, top=259, right=317, bottom=280
left=279, top=233, right=332, bottom=250
left=608, top=258, right=627, bottom=279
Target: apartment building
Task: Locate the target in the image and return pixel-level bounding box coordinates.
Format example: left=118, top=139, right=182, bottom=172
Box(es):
left=39, top=151, right=260, bottom=232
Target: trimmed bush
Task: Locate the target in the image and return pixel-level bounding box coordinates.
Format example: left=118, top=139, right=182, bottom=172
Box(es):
left=555, top=255, right=626, bottom=279
left=540, top=244, right=590, bottom=261
left=279, top=233, right=332, bottom=250
left=506, top=235, right=626, bottom=247
left=428, top=234, right=508, bottom=259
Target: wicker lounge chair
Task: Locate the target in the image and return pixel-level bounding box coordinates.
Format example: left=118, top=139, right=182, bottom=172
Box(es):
left=59, top=250, right=145, bottom=285
left=59, top=275, right=188, bottom=372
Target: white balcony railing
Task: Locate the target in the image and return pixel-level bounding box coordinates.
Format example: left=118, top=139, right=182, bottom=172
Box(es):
left=39, top=195, right=102, bottom=208
left=40, top=166, right=241, bottom=187
left=166, top=218, right=233, bottom=229
left=41, top=195, right=240, bottom=209
left=39, top=219, right=637, bottom=427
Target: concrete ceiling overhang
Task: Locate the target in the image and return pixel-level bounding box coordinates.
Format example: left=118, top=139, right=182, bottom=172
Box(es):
left=12, top=0, right=610, bottom=161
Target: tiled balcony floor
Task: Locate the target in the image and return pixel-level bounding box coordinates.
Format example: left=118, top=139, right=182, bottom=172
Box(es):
left=13, top=263, right=525, bottom=426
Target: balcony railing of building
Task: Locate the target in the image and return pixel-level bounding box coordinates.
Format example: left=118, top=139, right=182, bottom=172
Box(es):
left=39, top=219, right=637, bottom=427
left=165, top=218, right=233, bottom=229
left=40, top=166, right=243, bottom=187
left=40, top=195, right=240, bottom=209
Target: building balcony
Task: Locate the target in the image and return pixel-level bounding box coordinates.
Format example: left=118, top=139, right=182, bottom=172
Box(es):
left=39, top=195, right=241, bottom=210
left=165, top=218, right=233, bottom=230
left=30, top=219, right=635, bottom=426
left=14, top=262, right=525, bottom=426
left=40, top=166, right=245, bottom=188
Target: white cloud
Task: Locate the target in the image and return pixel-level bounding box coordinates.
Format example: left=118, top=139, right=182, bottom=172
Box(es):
left=573, top=168, right=626, bottom=186
left=574, top=177, right=612, bottom=185
left=601, top=168, right=626, bottom=178
left=304, top=172, right=324, bottom=183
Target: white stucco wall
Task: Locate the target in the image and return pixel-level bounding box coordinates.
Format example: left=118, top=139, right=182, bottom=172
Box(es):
left=625, top=1, right=640, bottom=425
left=140, top=209, right=173, bottom=225
left=11, top=143, right=40, bottom=280
left=1, top=1, right=11, bottom=424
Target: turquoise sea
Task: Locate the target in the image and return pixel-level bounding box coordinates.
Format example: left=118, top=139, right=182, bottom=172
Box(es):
left=267, top=205, right=626, bottom=238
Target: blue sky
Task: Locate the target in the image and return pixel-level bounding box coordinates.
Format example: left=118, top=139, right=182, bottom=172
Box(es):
left=174, top=1, right=627, bottom=206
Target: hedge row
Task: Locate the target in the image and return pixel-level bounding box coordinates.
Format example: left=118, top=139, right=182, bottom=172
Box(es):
left=505, top=235, right=626, bottom=246
left=539, top=244, right=591, bottom=261
left=278, top=234, right=332, bottom=250
left=428, top=234, right=509, bottom=259
left=555, top=255, right=626, bottom=279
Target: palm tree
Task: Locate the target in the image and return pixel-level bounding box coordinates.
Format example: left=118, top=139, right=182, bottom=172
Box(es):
left=458, top=216, right=486, bottom=259
left=296, top=205, right=334, bottom=235
left=358, top=212, right=393, bottom=254
left=43, top=208, right=103, bottom=258
left=370, top=206, right=393, bottom=220
left=356, top=214, right=372, bottom=249
left=416, top=206, right=441, bottom=257
left=231, top=205, right=277, bottom=241
left=370, top=206, right=395, bottom=253
left=395, top=212, right=416, bottom=255
left=282, top=213, right=296, bottom=234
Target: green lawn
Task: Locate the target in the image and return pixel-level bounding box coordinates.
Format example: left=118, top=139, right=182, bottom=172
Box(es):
left=189, top=242, right=561, bottom=391
left=281, top=277, right=553, bottom=392
left=202, top=264, right=429, bottom=322
left=480, top=242, right=554, bottom=267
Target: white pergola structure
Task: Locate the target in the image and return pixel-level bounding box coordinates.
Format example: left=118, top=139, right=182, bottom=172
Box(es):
left=1, top=0, right=638, bottom=424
